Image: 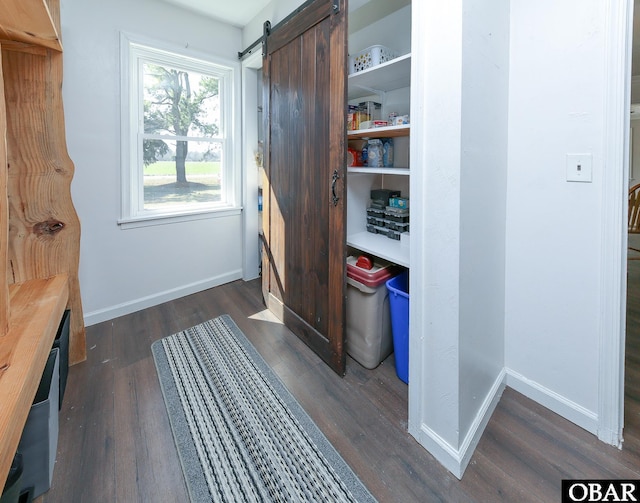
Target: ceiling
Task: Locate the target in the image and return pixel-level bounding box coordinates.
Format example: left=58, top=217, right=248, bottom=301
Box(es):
left=160, top=0, right=272, bottom=27
left=161, top=0, right=640, bottom=66
left=160, top=0, right=373, bottom=28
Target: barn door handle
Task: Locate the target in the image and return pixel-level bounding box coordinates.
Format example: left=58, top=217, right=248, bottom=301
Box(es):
left=331, top=170, right=340, bottom=206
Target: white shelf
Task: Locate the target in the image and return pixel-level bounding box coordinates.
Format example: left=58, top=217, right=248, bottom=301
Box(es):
left=348, top=167, right=410, bottom=175
left=348, top=53, right=411, bottom=100
left=346, top=50, right=411, bottom=269
left=347, top=231, right=409, bottom=268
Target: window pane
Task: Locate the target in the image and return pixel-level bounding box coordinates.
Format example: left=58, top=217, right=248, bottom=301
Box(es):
left=142, top=139, right=223, bottom=211
left=121, top=37, right=237, bottom=224
left=142, top=62, right=220, bottom=138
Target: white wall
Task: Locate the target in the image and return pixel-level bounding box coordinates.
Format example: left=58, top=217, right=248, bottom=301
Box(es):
left=409, top=0, right=509, bottom=478
left=458, top=0, right=509, bottom=453
left=243, top=0, right=305, bottom=48
left=61, top=0, right=245, bottom=325
left=505, top=0, right=606, bottom=432
left=348, top=4, right=411, bottom=57
left=410, top=0, right=464, bottom=460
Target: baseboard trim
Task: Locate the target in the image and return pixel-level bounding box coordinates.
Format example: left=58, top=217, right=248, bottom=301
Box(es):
left=505, top=368, right=598, bottom=434
left=413, top=369, right=506, bottom=479
left=413, top=368, right=599, bottom=479
left=457, top=369, right=506, bottom=476
left=83, top=270, right=243, bottom=326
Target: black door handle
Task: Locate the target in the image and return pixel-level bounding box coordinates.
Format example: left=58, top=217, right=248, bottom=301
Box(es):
left=331, top=170, right=340, bottom=206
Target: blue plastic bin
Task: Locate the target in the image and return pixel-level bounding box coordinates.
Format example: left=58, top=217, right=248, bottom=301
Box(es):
left=386, top=270, right=409, bottom=384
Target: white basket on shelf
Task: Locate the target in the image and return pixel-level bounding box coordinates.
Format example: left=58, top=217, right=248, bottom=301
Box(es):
left=349, top=45, right=399, bottom=74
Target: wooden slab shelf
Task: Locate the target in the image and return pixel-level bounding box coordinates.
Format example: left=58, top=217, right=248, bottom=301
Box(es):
left=2, top=0, right=86, bottom=366
left=0, top=0, right=61, bottom=51
left=0, top=274, right=68, bottom=488
left=0, top=0, right=83, bottom=488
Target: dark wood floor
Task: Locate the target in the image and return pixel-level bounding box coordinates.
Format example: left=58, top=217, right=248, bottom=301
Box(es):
left=39, top=272, right=640, bottom=503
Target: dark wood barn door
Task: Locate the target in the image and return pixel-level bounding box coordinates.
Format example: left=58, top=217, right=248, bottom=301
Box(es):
left=261, top=0, right=347, bottom=374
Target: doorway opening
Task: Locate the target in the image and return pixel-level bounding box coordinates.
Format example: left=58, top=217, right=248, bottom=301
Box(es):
left=625, top=0, right=640, bottom=453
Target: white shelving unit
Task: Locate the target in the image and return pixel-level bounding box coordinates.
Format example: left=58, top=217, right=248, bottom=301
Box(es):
left=348, top=231, right=410, bottom=267
left=348, top=53, right=411, bottom=100
left=346, top=53, right=411, bottom=267
left=348, top=167, right=410, bottom=175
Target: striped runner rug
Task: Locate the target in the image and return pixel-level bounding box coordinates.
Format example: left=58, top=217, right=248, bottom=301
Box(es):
left=151, top=315, right=377, bottom=503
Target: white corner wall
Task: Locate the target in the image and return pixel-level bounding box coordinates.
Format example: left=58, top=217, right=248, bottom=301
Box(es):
left=61, top=0, right=245, bottom=325
left=409, top=0, right=509, bottom=479
left=505, top=0, right=607, bottom=433
left=458, top=0, right=510, bottom=463
left=409, top=0, right=464, bottom=471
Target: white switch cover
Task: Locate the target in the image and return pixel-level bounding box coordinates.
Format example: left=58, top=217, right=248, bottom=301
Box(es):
left=566, top=153, right=592, bottom=182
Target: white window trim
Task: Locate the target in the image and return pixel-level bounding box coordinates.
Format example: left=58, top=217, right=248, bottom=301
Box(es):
left=119, top=32, right=242, bottom=227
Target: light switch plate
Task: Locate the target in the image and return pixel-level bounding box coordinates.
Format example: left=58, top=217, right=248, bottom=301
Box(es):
left=566, top=153, right=592, bottom=182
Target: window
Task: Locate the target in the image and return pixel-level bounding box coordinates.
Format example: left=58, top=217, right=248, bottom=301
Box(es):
left=120, top=35, right=239, bottom=226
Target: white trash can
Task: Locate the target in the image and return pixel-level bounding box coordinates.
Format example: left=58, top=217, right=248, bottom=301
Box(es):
left=346, top=256, right=400, bottom=369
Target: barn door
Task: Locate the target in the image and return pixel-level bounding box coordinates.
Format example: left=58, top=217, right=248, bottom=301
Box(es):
left=261, top=0, right=347, bottom=374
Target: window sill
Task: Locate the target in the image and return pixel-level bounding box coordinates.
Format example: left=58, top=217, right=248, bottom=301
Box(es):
left=118, top=206, right=242, bottom=229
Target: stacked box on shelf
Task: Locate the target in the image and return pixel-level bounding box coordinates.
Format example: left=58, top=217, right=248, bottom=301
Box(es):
left=385, top=196, right=410, bottom=239
left=366, top=189, right=398, bottom=235
left=366, top=206, right=386, bottom=235
left=389, top=196, right=409, bottom=209
left=384, top=207, right=410, bottom=240
left=371, top=189, right=400, bottom=206
left=366, top=190, right=410, bottom=240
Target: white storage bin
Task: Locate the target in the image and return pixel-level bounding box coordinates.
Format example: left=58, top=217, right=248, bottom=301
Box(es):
left=346, top=276, right=393, bottom=369
left=345, top=256, right=401, bottom=369
left=349, top=45, right=399, bottom=74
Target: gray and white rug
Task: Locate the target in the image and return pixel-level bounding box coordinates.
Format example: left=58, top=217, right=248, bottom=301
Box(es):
left=151, top=315, right=377, bottom=503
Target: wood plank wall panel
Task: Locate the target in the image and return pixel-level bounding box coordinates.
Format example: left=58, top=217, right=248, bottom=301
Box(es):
left=326, top=0, right=347, bottom=373
left=295, top=23, right=331, bottom=336
left=260, top=44, right=272, bottom=307
left=0, top=48, right=8, bottom=336
left=2, top=44, right=85, bottom=364
left=262, top=0, right=346, bottom=374
left=266, top=45, right=286, bottom=306
left=43, top=0, right=60, bottom=38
